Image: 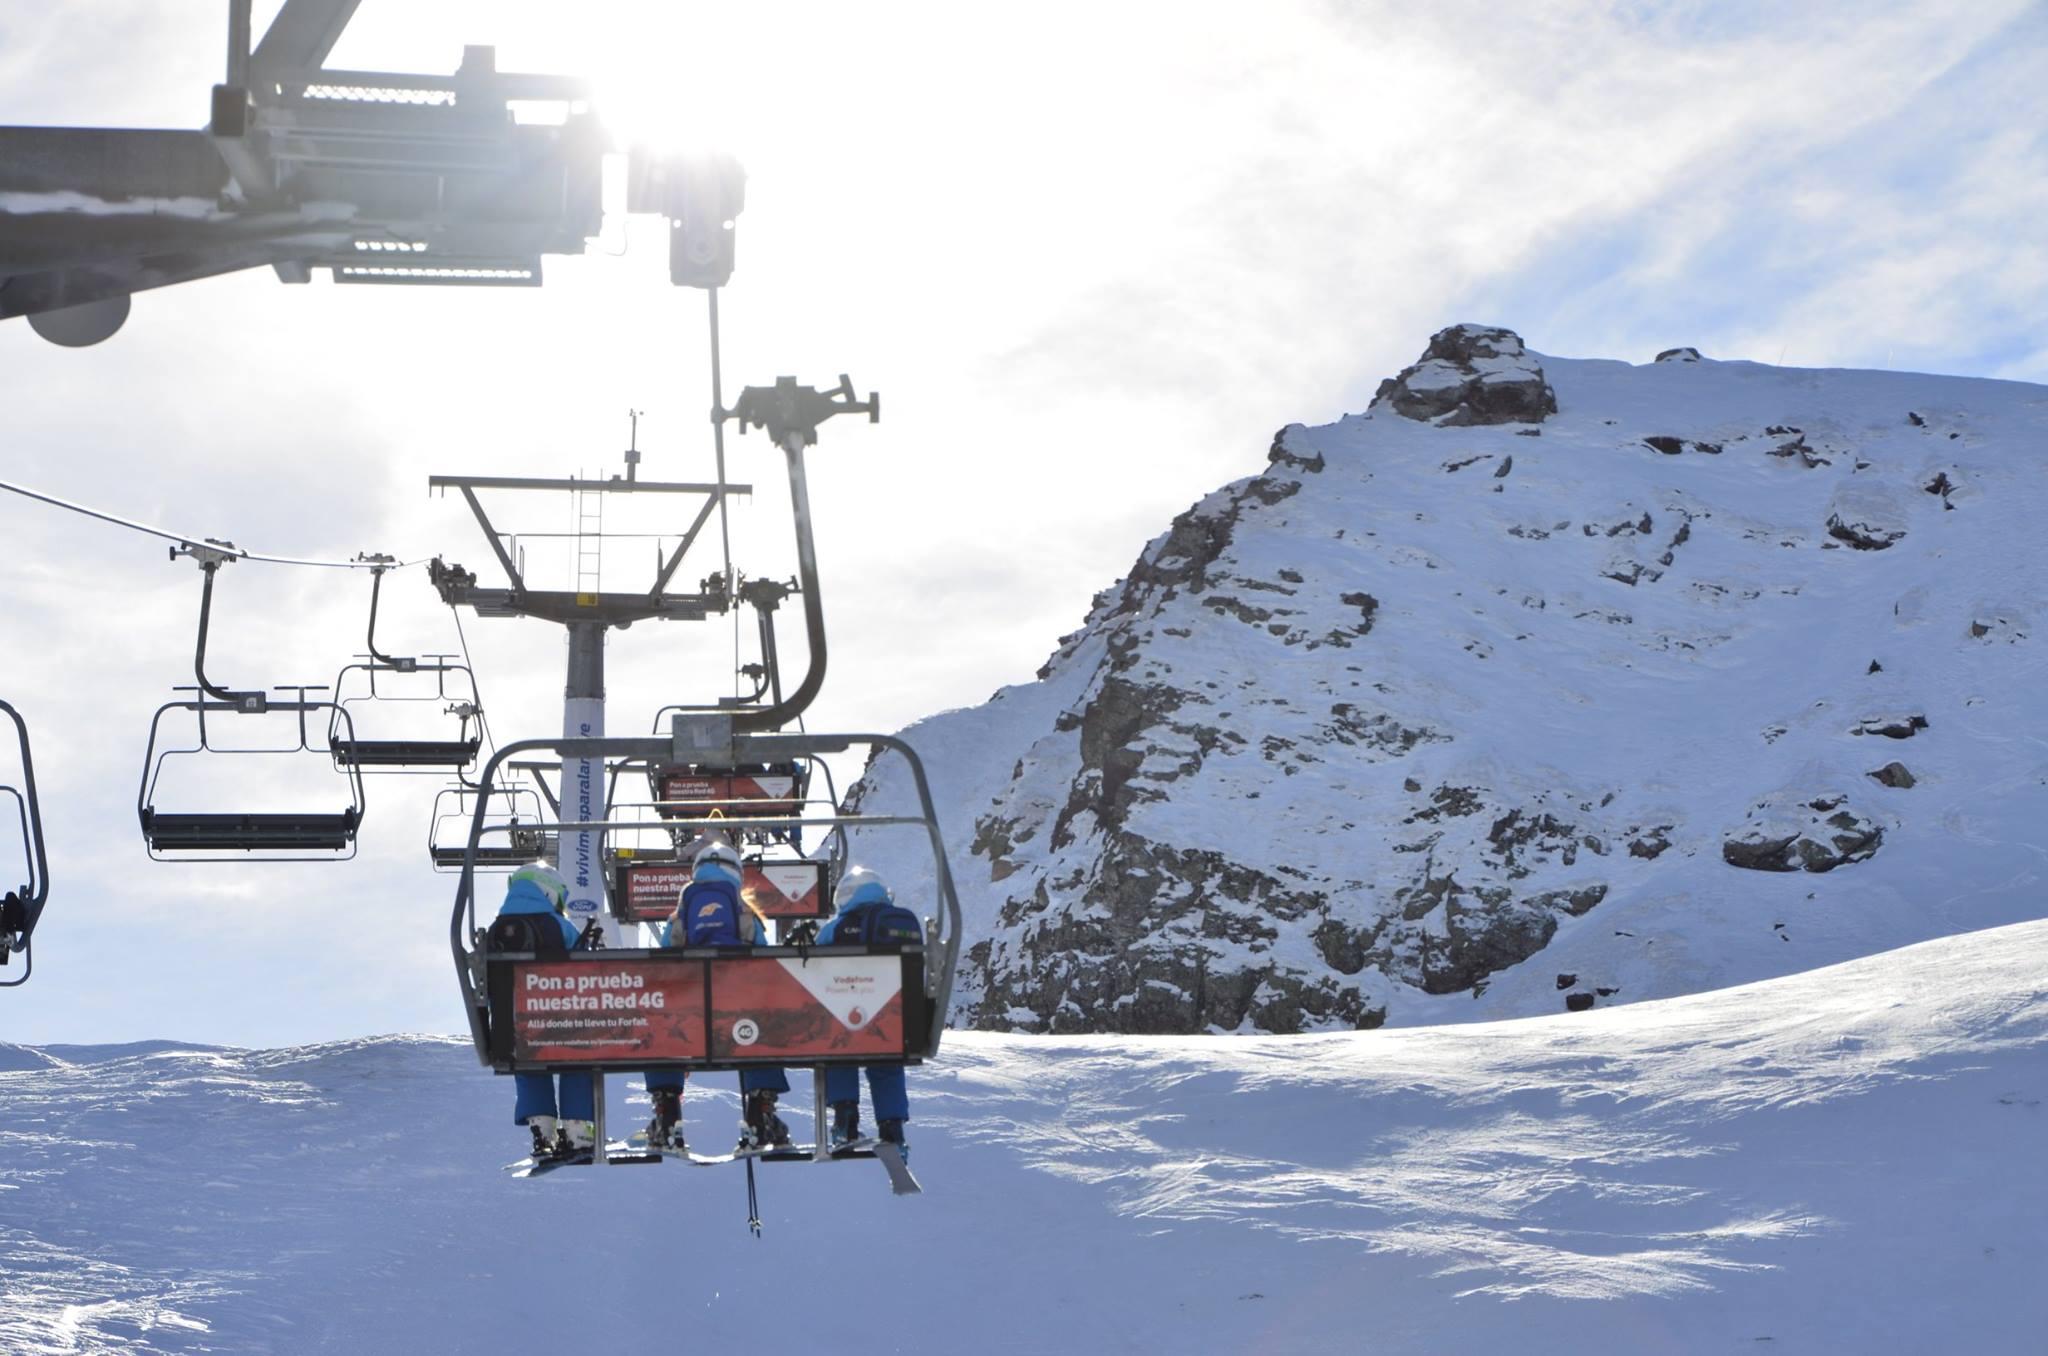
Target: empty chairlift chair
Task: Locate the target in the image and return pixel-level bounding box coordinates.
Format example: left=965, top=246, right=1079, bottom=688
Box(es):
left=136, top=547, right=366, bottom=861
left=428, top=778, right=550, bottom=872
left=328, top=560, right=484, bottom=773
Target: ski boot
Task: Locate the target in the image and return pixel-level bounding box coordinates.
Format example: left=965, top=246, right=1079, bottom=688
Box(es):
left=878, top=1118, right=909, bottom=1165
left=739, top=1090, right=792, bottom=1151
left=648, top=1089, right=685, bottom=1152
left=828, top=1101, right=861, bottom=1152
left=528, top=1114, right=560, bottom=1160
left=559, top=1119, right=596, bottom=1155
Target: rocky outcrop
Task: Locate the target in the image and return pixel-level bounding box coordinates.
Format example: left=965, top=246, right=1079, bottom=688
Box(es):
left=1722, top=793, right=1883, bottom=873
left=847, top=324, right=2045, bottom=1039
left=1372, top=324, right=1557, bottom=426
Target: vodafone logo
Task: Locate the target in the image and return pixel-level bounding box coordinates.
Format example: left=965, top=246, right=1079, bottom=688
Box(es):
left=731, top=1017, right=760, bottom=1046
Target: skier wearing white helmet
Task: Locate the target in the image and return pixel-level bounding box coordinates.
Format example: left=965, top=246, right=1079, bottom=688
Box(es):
left=642, top=837, right=794, bottom=1151
left=817, top=866, right=922, bottom=1159
left=493, top=862, right=596, bottom=1158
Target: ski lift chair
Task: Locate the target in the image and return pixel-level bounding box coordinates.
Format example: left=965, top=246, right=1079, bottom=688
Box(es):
left=328, top=563, right=484, bottom=772
left=0, top=700, right=49, bottom=987
left=139, top=686, right=367, bottom=860
left=138, top=544, right=367, bottom=860
left=329, top=656, right=483, bottom=772
left=428, top=778, right=549, bottom=872
left=451, top=718, right=960, bottom=1167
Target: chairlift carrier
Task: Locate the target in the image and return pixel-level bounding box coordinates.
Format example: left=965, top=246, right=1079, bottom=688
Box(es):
left=0, top=700, right=50, bottom=987
left=329, top=561, right=483, bottom=772
left=451, top=722, right=962, bottom=1086
left=137, top=544, right=367, bottom=860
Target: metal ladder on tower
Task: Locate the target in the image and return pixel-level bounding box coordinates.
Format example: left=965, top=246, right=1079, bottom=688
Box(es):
left=573, top=478, right=604, bottom=600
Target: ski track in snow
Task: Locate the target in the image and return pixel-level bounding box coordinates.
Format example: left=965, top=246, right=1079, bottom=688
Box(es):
left=3, top=924, right=2045, bottom=1353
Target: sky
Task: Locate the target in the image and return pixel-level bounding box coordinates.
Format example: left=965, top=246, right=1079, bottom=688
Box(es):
left=3, top=0, right=2045, bottom=1046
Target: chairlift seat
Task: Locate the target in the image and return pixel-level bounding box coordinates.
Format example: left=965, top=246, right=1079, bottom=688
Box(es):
left=432, top=841, right=548, bottom=869
left=334, top=737, right=482, bottom=770
left=141, top=808, right=361, bottom=853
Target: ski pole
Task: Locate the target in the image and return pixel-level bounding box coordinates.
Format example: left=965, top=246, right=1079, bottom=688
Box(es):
left=746, top=1155, right=762, bottom=1237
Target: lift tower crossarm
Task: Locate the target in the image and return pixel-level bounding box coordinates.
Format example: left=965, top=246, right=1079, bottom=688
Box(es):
left=427, top=474, right=749, bottom=626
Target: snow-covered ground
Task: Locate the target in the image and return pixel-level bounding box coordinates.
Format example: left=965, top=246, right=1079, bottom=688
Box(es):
left=4, top=920, right=2043, bottom=1353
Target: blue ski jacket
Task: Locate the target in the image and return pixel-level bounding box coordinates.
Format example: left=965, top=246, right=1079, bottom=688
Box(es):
left=497, top=878, right=581, bottom=949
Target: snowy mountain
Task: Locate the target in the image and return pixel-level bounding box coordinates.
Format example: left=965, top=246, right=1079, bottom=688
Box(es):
left=3, top=921, right=2044, bottom=1352
left=849, top=327, right=2048, bottom=1033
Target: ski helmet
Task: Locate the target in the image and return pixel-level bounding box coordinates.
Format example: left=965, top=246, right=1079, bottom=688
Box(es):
left=511, top=862, right=568, bottom=911
left=833, top=866, right=893, bottom=911
left=692, top=839, right=743, bottom=887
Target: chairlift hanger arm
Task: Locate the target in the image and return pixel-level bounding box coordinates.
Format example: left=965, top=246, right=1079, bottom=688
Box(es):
left=355, top=554, right=413, bottom=670
left=177, top=547, right=267, bottom=713
left=713, top=375, right=878, bottom=733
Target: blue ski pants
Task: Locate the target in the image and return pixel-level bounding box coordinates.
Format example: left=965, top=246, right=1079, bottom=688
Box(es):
left=513, top=1071, right=595, bottom=1124
left=644, top=1066, right=787, bottom=1094
left=825, top=1064, right=908, bottom=1123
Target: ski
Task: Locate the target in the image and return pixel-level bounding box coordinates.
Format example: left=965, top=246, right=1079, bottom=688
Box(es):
left=503, top=1149, right=594, bottom=1178
left=873, top=1141, right=920, bottom=1195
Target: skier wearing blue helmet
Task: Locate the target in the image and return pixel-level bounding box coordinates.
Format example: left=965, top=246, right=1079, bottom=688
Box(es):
left=818, top=866, right=920, bottom=1160
left=642, top=838, right=795, bottom=1151
left=493, top=862, right=596, bottom=1158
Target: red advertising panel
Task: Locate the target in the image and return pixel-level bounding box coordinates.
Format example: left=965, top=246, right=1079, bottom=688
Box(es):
left=654, top=771, right=727, bottom=820
left=708, top=955, right=905, bottom=1060
left=726, top=772, right=799, bottom=817
left=511, top=959, right=706, bottom=1062
left=616, top=859, right=690, bottom=923
left=742, top=860, right=828, bottom=919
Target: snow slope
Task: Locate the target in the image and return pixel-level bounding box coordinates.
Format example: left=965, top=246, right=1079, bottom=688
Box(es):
left=3, top=920, right=2044, bottom=1354
left=850, top=332, right=2048, bottom=1033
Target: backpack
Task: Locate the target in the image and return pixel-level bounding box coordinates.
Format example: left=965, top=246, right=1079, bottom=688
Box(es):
left=680, top=881, right=746, bottom=947
left=833, top=900, right=923, bottom=947
left=486, top=911, right=567, bottom=957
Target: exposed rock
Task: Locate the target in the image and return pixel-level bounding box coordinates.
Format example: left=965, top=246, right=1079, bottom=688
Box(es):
left=1826, top=485, right=1908, bottom=551
left=1555, top=973, right=1577, bottom=990
left=1655, top=347, right=1703, bottom=363
left=1267, top=424, right=1326, bottom=475
left=1768, top=431, right=1830, bottom=468
left=1642, top=435, right=1721, bottom=456
left=1852, top=714, right=1928, bottom=739
left=1868, top=762, right=1916, bottom=789
left=1564, top=992, right=1596, bottom=1012
left=1372, top=324, right=1557, bottom=426
left=1723, top=792, right=1884, bottom=873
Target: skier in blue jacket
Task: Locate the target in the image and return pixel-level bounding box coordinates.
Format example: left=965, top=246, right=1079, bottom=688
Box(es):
left=494, top=863, right=597, bottom=1158
left=643, top=839, right=795, bottom=1151
left=818, top=867, right=917, bottom=1160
